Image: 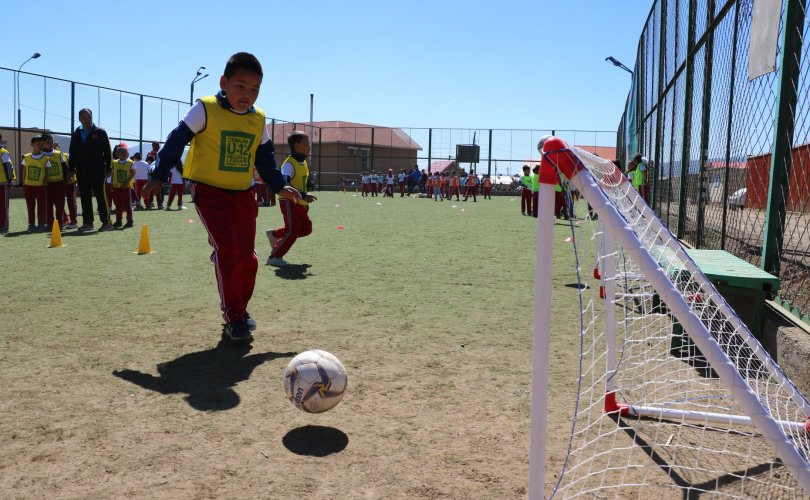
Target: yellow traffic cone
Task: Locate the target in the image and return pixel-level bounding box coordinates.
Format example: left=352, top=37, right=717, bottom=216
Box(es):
left=48, top=219, right=64, bottom=248
left=136, top=224, right=153, bottom=254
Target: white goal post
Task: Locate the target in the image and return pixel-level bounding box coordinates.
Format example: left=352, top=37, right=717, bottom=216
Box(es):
left=529, top=138, right=810, bottom=498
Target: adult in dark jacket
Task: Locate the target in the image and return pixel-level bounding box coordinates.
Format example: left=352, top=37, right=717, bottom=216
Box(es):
left=69, top=108, right=112, bottom=231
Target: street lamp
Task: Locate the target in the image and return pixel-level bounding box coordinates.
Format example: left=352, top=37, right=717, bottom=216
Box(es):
left=605, top=56, right=633, bottom=75
left=190, top=67, right=209, bottom=106
left=15, top=52, right=41, bottom=178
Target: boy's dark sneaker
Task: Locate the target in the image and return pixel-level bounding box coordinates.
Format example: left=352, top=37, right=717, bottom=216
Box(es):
left=27, top=224, right=36, bottom=232
left=244, top=312, right=257, bottom=332
left=123, top=221, right=134, bottom=229
left=112, top=221, right=123, bottom=228
left=36, top=225, right=47, bottom=232
left=223, top=321, right=253, bottom=343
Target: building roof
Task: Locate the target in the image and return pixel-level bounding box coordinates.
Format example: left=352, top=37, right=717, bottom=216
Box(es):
left=521, top=144, right=617, bottom=168
left=574, top=145, right=616, bottom=159
left=429, top=160, right=456, bottom=172
left=268, top=120, right=422, bottom=151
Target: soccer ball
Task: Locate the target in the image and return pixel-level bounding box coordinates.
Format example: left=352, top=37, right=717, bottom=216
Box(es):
left=284, top=350, right=348, bottom=413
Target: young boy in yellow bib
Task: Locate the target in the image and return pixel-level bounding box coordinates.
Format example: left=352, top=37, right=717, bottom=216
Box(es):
left=21, top=135, right=48, bottom=232
left=41, top=133, right=69, bottom=230
left=111, top=143, right=135, bottom=228
left=142, top=52, right=298, bottom=342
left=265, top=131, right=317, bottom=267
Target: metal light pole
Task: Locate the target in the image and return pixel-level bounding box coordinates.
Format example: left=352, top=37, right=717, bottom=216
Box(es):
left=605, top=56, right=633, bottom=75
left=15, top=52, right=41, bottom=179
left=190, top=67, right=209, bottom=106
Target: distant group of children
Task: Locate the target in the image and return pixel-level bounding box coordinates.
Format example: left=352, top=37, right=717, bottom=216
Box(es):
left=426, top=170, right=492, bottom=202
left=359, top=169, right=407, bottom=197
left=357, top=168, right=493, bottom=202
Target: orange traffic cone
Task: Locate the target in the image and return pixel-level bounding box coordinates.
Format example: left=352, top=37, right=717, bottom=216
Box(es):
left=136, top=224, right=153, bottom=254
left=48, top=219, right=64, bottom=248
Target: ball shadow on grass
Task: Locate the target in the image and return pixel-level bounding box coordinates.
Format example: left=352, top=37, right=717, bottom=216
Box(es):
left=282, top=425, right=348, bottom=456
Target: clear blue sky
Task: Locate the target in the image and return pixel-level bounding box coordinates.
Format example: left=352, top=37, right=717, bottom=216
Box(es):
left=5, top=0, right=650, bottom=134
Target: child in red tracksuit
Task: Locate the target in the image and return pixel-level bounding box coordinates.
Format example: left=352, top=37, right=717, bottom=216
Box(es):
left=142, top=52, right=296, bottom=343
left=111, top=143, right=135, bottom=228
left=21, top=135, right=47, bottom=232
left=265, top=130, right=317, bottom=267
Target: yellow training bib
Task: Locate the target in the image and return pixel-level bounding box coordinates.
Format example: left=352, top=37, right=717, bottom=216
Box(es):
left=184, top=95, right=266, bottom=190
left=23, top=154, right=47, bottom=187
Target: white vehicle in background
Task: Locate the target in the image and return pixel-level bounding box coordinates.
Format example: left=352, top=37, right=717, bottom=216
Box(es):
left=728, top=188, right=746, bottom=209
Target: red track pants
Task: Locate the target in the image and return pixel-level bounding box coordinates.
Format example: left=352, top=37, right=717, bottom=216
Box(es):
left=24, top=185, right=46, bottom=226
left=269, top=199, right=312, bottom=259
left=191, top=182, right=258, bottom=323
left=521, top=187, right=532, bottom=215
left=167, top=184, right=184, bottom=207
left=46, top=181, right=66, bottom=227
left=0, top=184, right=9, bottom=230
left=113, top=187, right=133, bottom=223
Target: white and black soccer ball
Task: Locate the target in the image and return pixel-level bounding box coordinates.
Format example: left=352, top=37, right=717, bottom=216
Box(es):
left=284, top=350, right=347, bottom=413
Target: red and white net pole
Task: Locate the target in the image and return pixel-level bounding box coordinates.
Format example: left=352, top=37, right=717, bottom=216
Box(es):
left=528, top=142, right=559, bottom=500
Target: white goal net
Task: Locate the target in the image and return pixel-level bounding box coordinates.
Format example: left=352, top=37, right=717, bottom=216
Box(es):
left=530, top=139, right=810, bottom=498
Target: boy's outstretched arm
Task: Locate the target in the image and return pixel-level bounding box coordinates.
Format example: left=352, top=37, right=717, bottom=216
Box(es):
left=142, top=122, right=195, bottom=199
left=255, top=140, right=301, bottom=203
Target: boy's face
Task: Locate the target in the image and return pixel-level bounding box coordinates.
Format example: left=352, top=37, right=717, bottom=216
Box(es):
left=293, top=136, right=310, bottom=157
left=220, top=69, right=262, bottom=113
left=31, top=140, right=42, bottom=153
left=43, top=139, right=54, bottom=151
left=117, top=149, right=128, bottom=160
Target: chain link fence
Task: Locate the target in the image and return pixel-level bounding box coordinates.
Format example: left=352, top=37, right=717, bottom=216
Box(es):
left=2, top=66, right=616, bottom=195
left=618, top=0, right=810, bottom=324
left=1, top=66, right=189, bottom=179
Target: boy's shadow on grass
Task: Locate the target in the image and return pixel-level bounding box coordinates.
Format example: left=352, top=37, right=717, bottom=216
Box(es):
left=113, top=339, right=295, bottom=411
left=272, top=263, right=313, bottom=280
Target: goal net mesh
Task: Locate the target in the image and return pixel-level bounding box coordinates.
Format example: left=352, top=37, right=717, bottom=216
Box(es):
left=546, top=146, right=810, bottom=498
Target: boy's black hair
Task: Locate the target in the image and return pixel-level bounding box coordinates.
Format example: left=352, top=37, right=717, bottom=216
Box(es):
left=523, top=164, right=530, bottom=171
left=224, top=52, right=263, bottom=79
left=287, top=130, right=308, bottom=150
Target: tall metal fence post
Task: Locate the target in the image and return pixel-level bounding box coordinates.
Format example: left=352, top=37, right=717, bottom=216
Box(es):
left=676, top=0, right=696, bottom=240
left=487, top=129, right=493, bottom=177
left=318, top=129, right=322, bottom=191
left=139, top=95, right=144, bottom=155
left=427, top=128, right=432, bottom=173
left=70, top=82, right=75, bottom=136
left=762, top=0, right=806, bottom=275
left=652, top=0, right=668, bottom=212
left=720, top=0, right=742, bottom=250
left=370, top=127, right=375, bottom=172
left=696, top=0, right=715, bottom=247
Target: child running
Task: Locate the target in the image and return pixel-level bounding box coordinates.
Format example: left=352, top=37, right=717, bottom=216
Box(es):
left=142, top=52, right=296, bottom=342
left=265, top=131, right=317, bottom=267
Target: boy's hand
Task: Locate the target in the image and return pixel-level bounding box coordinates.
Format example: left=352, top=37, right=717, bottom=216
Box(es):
left=142, top=178, right=164, bottom=200
left=304, top=194, right=317, bottom=203
left=277, top=186, right=302, bottom=204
